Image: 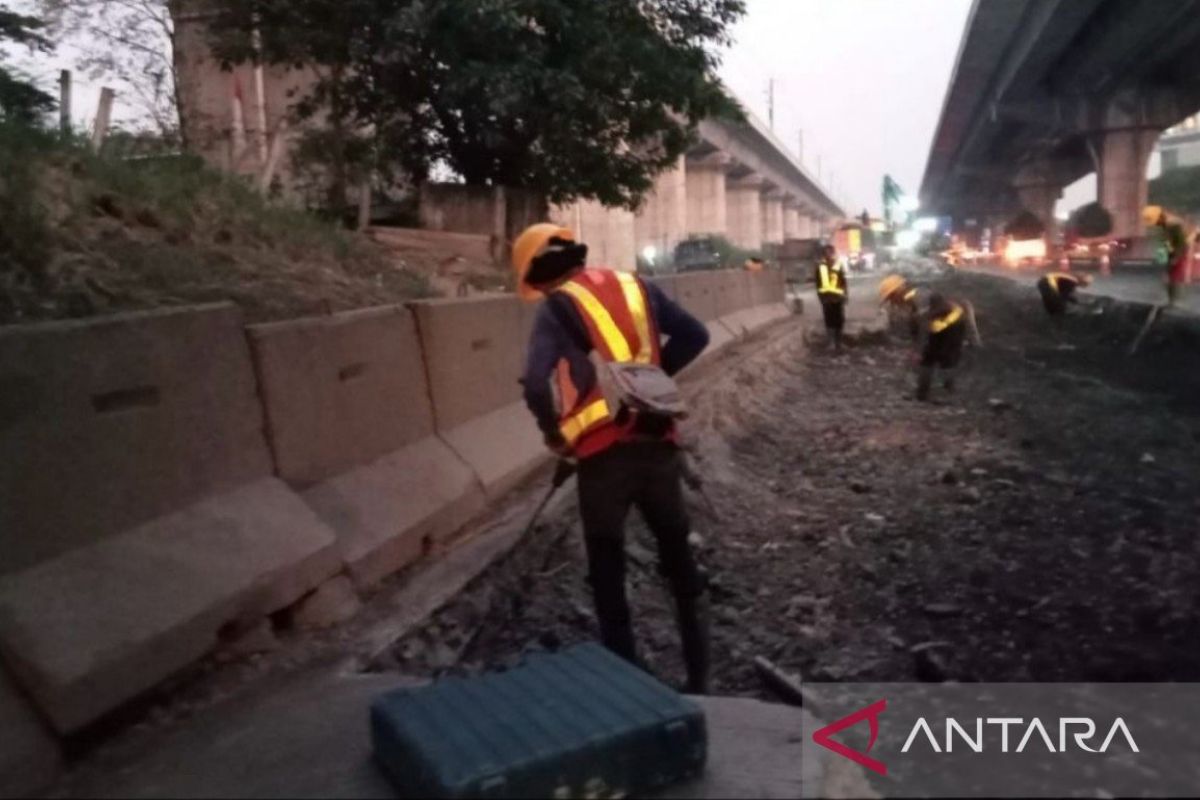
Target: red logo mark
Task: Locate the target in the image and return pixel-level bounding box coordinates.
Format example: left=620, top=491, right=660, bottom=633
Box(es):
left=812, top=699, right=888, bottom=776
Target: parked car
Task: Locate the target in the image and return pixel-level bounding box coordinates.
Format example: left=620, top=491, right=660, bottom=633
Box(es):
left=673, top=237, right=723, bottom=272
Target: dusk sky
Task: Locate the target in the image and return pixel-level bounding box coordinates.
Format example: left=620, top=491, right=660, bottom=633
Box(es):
left=6, top=0, right=1133, bottom=216
left=720, top=0, right=975, bottom=216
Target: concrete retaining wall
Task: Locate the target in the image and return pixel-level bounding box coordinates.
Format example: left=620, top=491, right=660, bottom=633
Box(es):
left=0, top=266, right=790, bottom=764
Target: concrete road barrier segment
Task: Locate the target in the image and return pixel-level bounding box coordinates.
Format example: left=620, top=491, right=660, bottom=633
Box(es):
left=0, top=304, right=274, bottom=576
left=0, top=476, right=340, bottom=734
left=247, top=307, right=484, bottom=588
left=0, top=305, right=340, bottom=734
left=411, top=295, right=545, bottom=500
left=0, top=666, right=60, bottom=797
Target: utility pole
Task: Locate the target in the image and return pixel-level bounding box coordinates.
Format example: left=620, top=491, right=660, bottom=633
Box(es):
left=767, top=78, right=775, bottom=131
left=796, top=129, right=804, bottom=164
left=58, top=70, right=71, bottom=140
left=817, top=155, right=823, bottom=183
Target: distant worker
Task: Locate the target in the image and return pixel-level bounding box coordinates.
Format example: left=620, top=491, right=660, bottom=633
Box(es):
left=878, top=274, right=920, bottom=340
left=514, top=223, right=712, bottom=694
left=916, top=292, right=981, bottom=402
left=744, top=256, right=765, bottom=272
left=1144, top=205, right=1190, bottom=306
left=815, top=244, right=848, bottom=351
left=1036, top=272, right=1092, bottom=317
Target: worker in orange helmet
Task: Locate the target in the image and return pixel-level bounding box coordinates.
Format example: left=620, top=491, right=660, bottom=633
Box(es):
left=1143, top=206, right=1190, bottom=306
left=513, top=223, right=712, bottom=693
left=878, top=274, right=921, bottom=340
left=915, top=292, right=981, bottom=402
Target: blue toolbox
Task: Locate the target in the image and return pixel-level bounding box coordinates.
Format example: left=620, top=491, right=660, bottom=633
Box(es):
left=370, top=642, right=707, bottom=798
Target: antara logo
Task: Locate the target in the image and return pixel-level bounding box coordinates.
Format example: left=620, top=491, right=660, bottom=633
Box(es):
left=812, top=701, right=1141, bottom=776
left=901, top=717, right=1140, bottom=754
left=812, top=699, right=889, bottom=776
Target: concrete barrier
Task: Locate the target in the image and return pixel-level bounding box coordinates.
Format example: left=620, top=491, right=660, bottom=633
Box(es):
left=0, top=305, right=340, bottom=733
left=0, top=666, right=60, bottom=797
left=411, top=295, right=546, bottom=500
left=247, top=306, right=484, bottom=588
left=673, top=272, right=719, bottom=322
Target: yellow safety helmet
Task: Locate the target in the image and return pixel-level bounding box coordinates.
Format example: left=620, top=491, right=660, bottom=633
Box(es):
left=512, top=223, right=576, bottom=301
left=1142, top=205, right=1165, bottom=226
left=878, top=274, right=907, bottom=301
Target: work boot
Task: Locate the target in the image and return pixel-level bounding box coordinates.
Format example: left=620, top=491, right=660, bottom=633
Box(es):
left=675, top=593, right=711, bottom=695
left=916, top=365, right=934, bottom=402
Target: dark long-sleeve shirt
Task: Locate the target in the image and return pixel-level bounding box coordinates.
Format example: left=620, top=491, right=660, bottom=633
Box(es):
left=521, top=276, right=710, bottom=436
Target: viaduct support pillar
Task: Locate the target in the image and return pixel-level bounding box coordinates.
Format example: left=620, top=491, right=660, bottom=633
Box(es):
left=762, top=192, right=786, bottom=247
left=1090, top=128, right=1159, bottom=240
left=684, top=155, right=728, bottom=238
left=634, top=157, right=687, bottom=262
left=1013, top=181, right=1062, bottom=240
left=726, top=177, right=765, bottom=251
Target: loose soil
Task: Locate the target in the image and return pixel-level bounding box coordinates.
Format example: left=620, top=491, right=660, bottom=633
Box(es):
left=380, top=269, right=1200, bottom=694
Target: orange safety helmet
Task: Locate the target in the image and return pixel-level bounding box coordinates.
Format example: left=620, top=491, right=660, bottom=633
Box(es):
left=512, top=223, right=577, bottom=301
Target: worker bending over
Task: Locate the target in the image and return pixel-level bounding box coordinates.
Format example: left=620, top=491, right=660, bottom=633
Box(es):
left=878, top=274, right=920, bottom=340
left=1036, top=272, right=1091, bottom=317
left=515, top=224, right=712, bottom=694
left=1143, top=205, right=1190, bottom=307
left=916, top=293, right=981, bottom=402
left=815, top=244, right=848, bottom=351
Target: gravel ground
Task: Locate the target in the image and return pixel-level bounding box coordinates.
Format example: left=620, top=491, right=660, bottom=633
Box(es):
left=381, top=269, right=1200, bottom=696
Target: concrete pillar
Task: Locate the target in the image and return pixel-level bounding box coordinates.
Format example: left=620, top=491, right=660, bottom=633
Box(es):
left=685, top=155, right=728, bottom=237
left=550, top=199, right=637, bottom=270
left=726, top=178, right=765, bottom=251
left=634, top=157, right=687, bottom=263
left=762, top=193, right=785, bottom=246
left=1013, top=182, right=1062, bottom=239
left=784, top=205, right=802, bottom=239
left=1091, top=128, right=1159, bottom=240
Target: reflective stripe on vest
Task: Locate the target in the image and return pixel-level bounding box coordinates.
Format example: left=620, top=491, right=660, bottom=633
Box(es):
left=819, top=263, right=845, bottom=296
left=902, top=289, right=917, bottom=303
left=1047, top=273, right=1074, bottom=294
left=930, top=304, right=963, bottom=334
left=556, top=272, right=654, bottom=364
left=554, top=270, right=658, bottom=448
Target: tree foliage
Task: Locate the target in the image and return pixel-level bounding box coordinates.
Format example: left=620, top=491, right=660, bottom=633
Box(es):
left=209, top=0, right=745, bottom=209
left=0, top=6, right=55, bottom=122
left=1150, top=164, right=1200, bottom=215
left=1066, top=201, right=1113, bottom=239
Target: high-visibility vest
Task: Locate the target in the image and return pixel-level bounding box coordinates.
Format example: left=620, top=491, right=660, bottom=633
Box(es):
left=1046, top=273, right=1076, bottom=294
left=818, top=262, right=845, bottom=296
left=902, top=288, right=918, bottom=303
left=553, top=268, right=661, bottom=458
left=929, top=303, right=964, bottom=334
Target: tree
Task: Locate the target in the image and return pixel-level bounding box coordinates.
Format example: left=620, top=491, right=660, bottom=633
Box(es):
left=1066, top=202, right=1113, bottom=239
left=1005, top=210, right=1044, bottom=241
left=1, top=6, right=55, bottom=121
left=37, top=0, right=180, bottom=138
left=209, top=0, right=745, bottom=210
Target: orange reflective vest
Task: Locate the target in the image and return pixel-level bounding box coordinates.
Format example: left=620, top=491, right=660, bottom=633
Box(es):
left=553, top=269, right=662, bottom=458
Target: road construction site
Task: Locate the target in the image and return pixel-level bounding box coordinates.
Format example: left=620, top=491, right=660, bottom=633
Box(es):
left=40, top=263, right=1200, bottom=798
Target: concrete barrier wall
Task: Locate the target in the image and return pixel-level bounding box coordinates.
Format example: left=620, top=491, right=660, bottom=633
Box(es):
left=0, top=305, right=339, bottom=736
left=411, top=295, right=545, bottom=500
left=0, top=304, right=272, bottom=575
left=247, top=307, right=483, bottom=588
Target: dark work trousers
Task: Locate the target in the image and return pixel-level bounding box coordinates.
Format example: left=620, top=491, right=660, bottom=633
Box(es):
left=819, top=296, right=845, bottom=332
left=917, top=321, right=967, bottom=400
left=1037, top=279, right=1068, bottom=316
left=577, top=440, right=709, bottom=692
